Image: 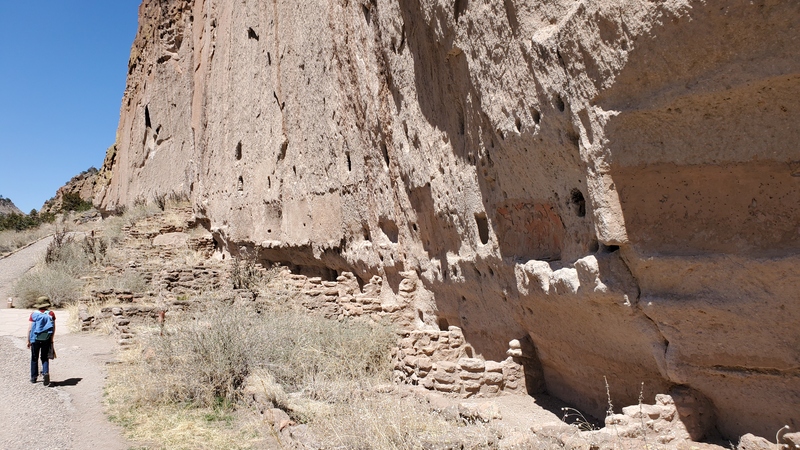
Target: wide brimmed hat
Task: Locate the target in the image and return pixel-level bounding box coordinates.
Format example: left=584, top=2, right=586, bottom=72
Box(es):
left=33, top=296, right=51, bottom=309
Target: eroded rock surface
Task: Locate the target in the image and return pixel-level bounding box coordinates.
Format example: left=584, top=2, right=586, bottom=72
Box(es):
left=96, top=0, right=800, bottom=440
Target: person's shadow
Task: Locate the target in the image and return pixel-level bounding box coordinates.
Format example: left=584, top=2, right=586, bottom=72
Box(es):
left=49, top=378, right=82, bottom=387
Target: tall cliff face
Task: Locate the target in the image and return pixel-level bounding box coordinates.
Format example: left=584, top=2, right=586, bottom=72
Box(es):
left=98, top=0, right=800, bottom=439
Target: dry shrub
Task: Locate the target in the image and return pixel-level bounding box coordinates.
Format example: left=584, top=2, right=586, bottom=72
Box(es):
left=12, top=265, right=82, bottom=308
left=13, top=230, right=113, bottom=308
left=106, top=303, right=400, bottom=449
left=0, top=222, right=56, bottom=254
left=230, top=251, right=261, bottom=292
left=257, top=309, right=395, bottom=397
left=122, top=305, right=395, bottom=409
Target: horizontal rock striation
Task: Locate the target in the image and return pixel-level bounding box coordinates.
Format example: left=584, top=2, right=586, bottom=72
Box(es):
left=97, top=0, right=800, bottom=440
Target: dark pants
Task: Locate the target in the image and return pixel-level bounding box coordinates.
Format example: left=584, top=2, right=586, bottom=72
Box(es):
left=30, top=340, right=51, bottom=380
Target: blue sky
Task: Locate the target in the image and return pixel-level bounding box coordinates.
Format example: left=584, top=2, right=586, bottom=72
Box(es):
left=0, top=1, right=141, bottom=213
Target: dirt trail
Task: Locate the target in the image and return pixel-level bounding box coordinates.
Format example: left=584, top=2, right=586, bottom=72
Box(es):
left=0, top=240, right=129, bottom=450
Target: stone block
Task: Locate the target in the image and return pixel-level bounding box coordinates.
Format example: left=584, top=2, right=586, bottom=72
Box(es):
left=433, top=382, right=460, bottom=393
left=433, top=371, right=456, bottom=384
left=458, top=357, right=485, bottom=372
left=416, top=357, right=433, bottom=372
left=484, top=371, right=504, bottom=385
left=437, top=361, right=457, bottom=373
left=459, top=371, right=484, bottom=381
left=484, top=361, right=503, bottom=373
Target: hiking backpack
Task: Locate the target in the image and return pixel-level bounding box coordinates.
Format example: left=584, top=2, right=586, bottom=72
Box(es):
left=31, top=311, right=54, bottom=341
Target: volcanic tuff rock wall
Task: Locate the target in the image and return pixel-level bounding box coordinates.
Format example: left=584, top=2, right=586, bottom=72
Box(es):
left=97, top=0, right=800, bottom=439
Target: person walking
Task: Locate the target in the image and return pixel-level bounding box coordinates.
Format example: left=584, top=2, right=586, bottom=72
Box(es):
left=28, top=296, right=56, bottom=386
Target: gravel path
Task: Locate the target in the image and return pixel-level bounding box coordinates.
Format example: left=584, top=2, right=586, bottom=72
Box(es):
left=0, top=336, right=74, bottom=449
left=0, top=236, right=129, bottom=449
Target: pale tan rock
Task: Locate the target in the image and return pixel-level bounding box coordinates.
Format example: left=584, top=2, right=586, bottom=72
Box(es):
left=152, top=232, right=189, bottom=247
left=458, top=358, right=486, bottom=372
left=99, top=0, right=800, bottom=439
left=737, top=434, right=773, bottom=450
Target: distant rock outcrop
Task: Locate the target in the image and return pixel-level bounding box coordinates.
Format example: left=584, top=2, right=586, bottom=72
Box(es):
left=42, top=167, right=99, bottom=214
left=0, top=197, right=23, bottom=216
left=96, top=0, right=800, bottom=441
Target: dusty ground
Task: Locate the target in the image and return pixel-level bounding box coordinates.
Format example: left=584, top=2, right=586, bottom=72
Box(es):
left=0, top=240, right=129, bottom=450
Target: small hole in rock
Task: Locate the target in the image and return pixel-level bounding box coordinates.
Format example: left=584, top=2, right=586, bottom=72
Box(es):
left=237, top=176, right=244, bottom=192
left=454, top=0, right=468, bottom=21
left=475, top=213, right=489, bottom=245
left=346, top=151, right=352, bottom=171
left=247, top=27, right=259, bottom=40
left=532, top=109, right=541, bottom=124
left=379, top=218, right=399, bottom=244
left=362, top=4, right=371, bottom=24
left=555, top=95, right=565, bottom=112
left=381, top=142, right=390, bottom=167
left=235, top=141, right=242, bottom=160
left=144, top=106, right=152, bottom=129
left=570, top=188, right=586, bottom=217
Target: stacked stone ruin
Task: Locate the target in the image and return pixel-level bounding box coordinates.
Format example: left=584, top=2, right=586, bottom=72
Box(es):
left=393, top=332, right=527, bottom=397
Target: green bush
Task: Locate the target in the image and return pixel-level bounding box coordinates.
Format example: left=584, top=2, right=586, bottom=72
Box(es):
left=0, top=211, right=55, bottom=232
left=60, top=192, right=93, bottom=213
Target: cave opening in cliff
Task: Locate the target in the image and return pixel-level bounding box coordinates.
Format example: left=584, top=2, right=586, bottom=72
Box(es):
left=362, top=4, right=371, bottom=25
left=570, top=188, right=586, bottom=217
left=144, top=105, right=152, bottom=129
left=475, top=213, right=490, bottom=245
left=454, top=0, right=468, bottom=22
left=379, top=218, right=399, bottom=244
left=438, top=317, right=450, bottom=331
left=346, top=151, right=352, bottom=171
left=235, top=141, right=242, bottom=160
left=555, top=95, right=565, bottom=112
left=247, top=27, right=259, bottom=41
left=381, top=142, right=390, bottom=168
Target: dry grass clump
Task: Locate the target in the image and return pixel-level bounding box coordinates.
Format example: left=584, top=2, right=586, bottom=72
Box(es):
left=105, top=402, right=260, bottom=450
left=116, top=304, right=395, bottom=409
left=312, top=394, right=500, bottom=449
left=13, top=265, right=83, bottom=308
left=0, top=222, right=57, bottom=254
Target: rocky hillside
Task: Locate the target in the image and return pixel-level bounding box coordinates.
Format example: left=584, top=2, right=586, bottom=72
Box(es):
left=41, top=167, right=99, bottom=214
left=0, top=197, right=23, bottom=216
left=96, top=0, right=800, bottom=440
